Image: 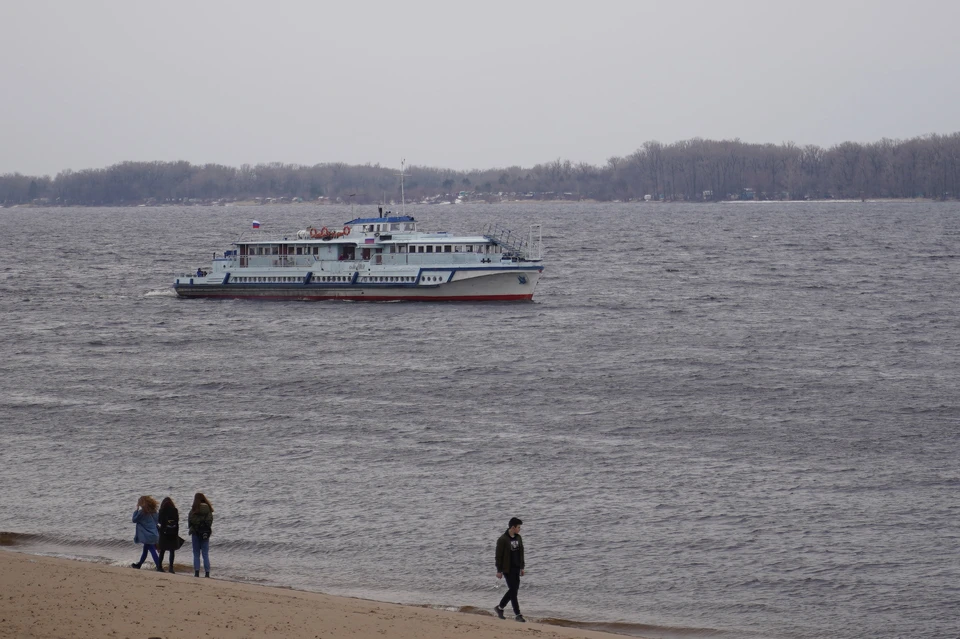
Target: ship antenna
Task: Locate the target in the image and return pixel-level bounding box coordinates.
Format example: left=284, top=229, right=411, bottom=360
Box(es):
left=397, top=159, right=408, bottom=217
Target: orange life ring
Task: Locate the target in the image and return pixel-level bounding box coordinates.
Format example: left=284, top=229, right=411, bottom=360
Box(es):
left=319, top=226, right=329, bottom=236
left=342, top=225, right=351, bottom=236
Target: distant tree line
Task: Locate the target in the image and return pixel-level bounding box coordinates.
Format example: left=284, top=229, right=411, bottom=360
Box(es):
left=2, top=133, right=959, bottom=206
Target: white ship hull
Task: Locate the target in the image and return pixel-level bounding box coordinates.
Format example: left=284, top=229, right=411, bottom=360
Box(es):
left=175, top=267, right=542, bottom=301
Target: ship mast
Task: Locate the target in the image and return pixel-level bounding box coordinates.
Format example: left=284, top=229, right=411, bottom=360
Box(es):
left=397, top=159, right=408, bottom=217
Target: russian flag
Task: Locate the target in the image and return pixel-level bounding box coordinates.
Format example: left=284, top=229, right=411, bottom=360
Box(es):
left=252, top=220, right=261, bottom=229
left=364, top=237, right=375, bottom=244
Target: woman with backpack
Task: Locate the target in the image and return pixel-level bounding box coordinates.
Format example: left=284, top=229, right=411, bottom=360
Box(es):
left=131, top=495, right=162, bottom=571
left=188, top=492, right=214, bottom=578
left=156, top=497, right=183, bottom=573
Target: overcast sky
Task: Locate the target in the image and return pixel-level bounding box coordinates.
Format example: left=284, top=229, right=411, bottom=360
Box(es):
left=2, top=0, right=959, bottom=176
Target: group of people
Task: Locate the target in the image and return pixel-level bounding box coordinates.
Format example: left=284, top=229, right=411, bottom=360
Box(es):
left=135, top=503, right=527, bottom=622
left=131, top=492, right=214, bottom=578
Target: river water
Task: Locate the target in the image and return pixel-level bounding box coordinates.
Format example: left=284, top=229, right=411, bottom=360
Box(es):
left=1, top=201, right=957, bottom=639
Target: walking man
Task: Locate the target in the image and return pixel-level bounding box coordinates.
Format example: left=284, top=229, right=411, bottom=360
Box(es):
left=494, top=516, right=526, bottom=622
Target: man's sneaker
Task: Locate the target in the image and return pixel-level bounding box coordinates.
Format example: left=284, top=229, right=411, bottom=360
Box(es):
left=494, top=606, right=506, bottom=619
left=515, top=615, right=526, bottom=623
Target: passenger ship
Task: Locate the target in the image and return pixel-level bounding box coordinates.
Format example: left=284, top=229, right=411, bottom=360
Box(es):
left=173, top=209, right=544, bottom=301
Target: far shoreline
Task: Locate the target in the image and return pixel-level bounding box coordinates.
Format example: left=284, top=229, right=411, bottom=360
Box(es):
left=0, top=197, right=947, bottom=209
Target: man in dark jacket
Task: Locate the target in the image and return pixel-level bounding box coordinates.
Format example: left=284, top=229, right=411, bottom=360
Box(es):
left=494, top=517, right=526, bottom=622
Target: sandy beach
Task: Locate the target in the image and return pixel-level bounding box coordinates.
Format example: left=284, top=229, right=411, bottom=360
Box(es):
left=0, top=550, right=633, bottom=639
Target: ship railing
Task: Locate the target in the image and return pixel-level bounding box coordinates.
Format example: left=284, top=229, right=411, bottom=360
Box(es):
left=236, top=256, right=330, bottom=268
left=202, top=251, right=524, bottom=272
left=482, top=223, right=542, bottom=261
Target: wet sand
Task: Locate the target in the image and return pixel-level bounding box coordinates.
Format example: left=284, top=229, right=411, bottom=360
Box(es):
left=0, top=550, right=635, bottom=639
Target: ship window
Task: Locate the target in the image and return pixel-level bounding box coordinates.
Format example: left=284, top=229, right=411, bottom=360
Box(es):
left=444, top=245, right=452, bottom=253
left=405, top=223, right=414, bottom=231
left=363, top=225, right=373, bottom=232
left=466, top=246, right=473, bottom=252
left=426, top=246, right=433, bottom=253
left=390, top=223, right=400, bottom=231
left=435, top=246, right=442, bottom=252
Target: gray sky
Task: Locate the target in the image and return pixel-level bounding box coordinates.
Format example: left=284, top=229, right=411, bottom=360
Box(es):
left=2, top=0, right=958, bottom=176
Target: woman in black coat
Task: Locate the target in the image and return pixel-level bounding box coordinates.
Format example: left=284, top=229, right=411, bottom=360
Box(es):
left=156, top=497, right=182, bottom=573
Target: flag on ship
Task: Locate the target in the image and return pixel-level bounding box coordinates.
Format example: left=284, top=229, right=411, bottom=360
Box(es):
left=252, top=220, right=261, bottom=229
left=364, top=237, right=375, bottom=244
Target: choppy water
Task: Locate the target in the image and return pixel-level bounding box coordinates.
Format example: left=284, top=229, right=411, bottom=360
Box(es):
left=1, top=202, right=958, bottom=639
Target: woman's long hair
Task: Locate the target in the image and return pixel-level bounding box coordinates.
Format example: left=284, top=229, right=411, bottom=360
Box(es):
left=159, top=497, right=176, bottom=512
left=138, top=495, right=159, bottom=514
left=190, top=492, right=213, bottom=515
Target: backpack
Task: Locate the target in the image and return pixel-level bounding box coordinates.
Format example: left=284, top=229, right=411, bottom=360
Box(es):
left=195, top=522, right=212, bottom=540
